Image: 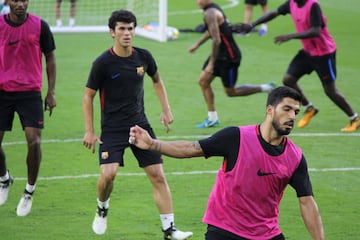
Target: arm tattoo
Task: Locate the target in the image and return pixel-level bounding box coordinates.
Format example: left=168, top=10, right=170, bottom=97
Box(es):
left=155, top=140, right=161, bottom=152
left=150, top=139, right=161, bottom=152
left=192, top=141, right=201, bottom=151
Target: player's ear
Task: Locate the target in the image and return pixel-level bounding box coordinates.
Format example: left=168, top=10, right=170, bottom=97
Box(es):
left=266, top=105, right=273, bottom=115
left=109, top=29, right=115, bottom=38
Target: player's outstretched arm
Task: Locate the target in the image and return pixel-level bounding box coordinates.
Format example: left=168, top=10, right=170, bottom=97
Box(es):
left=129, top=125, right=204, bottom=158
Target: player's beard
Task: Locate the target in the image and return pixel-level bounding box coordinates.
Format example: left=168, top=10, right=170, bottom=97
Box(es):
left=272, top=119, right=292, bottom=136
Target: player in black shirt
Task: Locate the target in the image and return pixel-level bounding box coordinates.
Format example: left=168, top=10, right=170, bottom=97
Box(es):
left=82, top=10, right=192, bottom=240
left=189, top=0, right=275, bottom=129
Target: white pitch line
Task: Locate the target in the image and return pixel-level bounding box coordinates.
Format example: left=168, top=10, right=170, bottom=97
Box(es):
left=11, top=168, right=360, bottom=181
left=3, top=132, right=360, bottom=146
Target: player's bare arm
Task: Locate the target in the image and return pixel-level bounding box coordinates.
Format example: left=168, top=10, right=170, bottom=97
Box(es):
left=298, top=196, right=325, bottom=240
left=44, top=51, right=57, bottom=116
left=129, top=125, right=204, bottom=158
left=151, top=72, right=174, bottom=132
left=188, top=31, right=211, bottom=53
left=241, top=10, right=279, bottom=33
left=274, top=26, right=321, bottom=44
left=204, top=8, right=221, bottom=67
left=82, top=87, right=102, bottom=152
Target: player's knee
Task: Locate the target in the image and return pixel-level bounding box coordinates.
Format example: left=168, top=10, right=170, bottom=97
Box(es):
left=283, top=75, right=295, bottom=87
left=225, top=88, right=236, bottom=97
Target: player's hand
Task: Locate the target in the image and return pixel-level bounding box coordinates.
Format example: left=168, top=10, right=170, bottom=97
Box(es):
left=238, top=23, right=253, bottom=34
left=274, top=35, right=291, bottom=44
left=83, top=132, right=103, bottom=153
left=160, top=110, right=174, bottom=133
left=129, top=125, right=153, bottom=149
left=188, top=43, right=198, bottom=53
left=44, top=92, right=56, bottom=116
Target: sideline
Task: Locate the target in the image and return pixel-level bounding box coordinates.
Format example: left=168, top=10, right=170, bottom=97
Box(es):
left=3, top=132, right=360, bottom=146
left=11, top=167, right=360, bottom=181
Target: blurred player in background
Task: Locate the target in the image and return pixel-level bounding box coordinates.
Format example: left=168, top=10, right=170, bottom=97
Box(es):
left=82, top=9, right=192, bottom=239
left=241, top=0, right=360, bottom=132
left=189, top=0, right=275, bottom=129
left=55, top=0, right=76, bottom=27
left=0, top=0, right=10, bottom=14
left=129, top=86, right=325, bottom=240
left=0, top=0, right=56, bottom=216
left=242, top=0, right=269, bottom=36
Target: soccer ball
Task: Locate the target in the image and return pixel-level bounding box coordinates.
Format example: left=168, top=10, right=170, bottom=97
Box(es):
left=166, top=27, right=180, bottom=40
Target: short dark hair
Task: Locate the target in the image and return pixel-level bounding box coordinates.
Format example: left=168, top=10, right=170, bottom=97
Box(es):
left=266, top=86, right=302, bottom=107
left=108, top=10, right=137, bottom=30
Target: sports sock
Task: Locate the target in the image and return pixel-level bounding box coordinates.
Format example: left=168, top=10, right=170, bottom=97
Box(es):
left=56, top=19, right=62, bottom=27
left=160, top=213, right=174, bottom=230
left=0, top=171, right=9, bottom=182
left=260, top=83, right=272, bottom=92
left=69, top=18, right=75, bottom=27
left=350, top=113, right=359, bottom=121
left=97, top=198, right=110, bottom=209
left=260, top=24, right=267, bottom=31
left=25, top=183, right=35, bottom=193
left=208, top=111, right=218, bottom=121
left=303, top=103, right=313, bottom=109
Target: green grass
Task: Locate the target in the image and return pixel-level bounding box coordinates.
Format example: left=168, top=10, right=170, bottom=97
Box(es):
left=1, top=1, right=360, bottom=239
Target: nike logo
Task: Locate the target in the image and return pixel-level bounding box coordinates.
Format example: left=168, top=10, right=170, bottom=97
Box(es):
left=8, top=40, right=20, bottom=46
left=111, top=73, right=120, bottom=79
left=257, top=169, right=276, bottom=176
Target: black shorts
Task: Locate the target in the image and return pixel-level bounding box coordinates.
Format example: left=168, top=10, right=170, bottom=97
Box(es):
left=203, top=58, right=240, bottom=88
left=0, top=91, right=44, bottom=131
left=98, top=125, right=163, bottom=167
left=245, top=0, right=268, bottom=6
left=205, top=225, right=285, bottom=240
left=287, top=50, right=337, bottom=85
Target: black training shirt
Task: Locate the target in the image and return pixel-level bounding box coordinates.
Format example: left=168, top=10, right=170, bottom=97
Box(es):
left=86, top=47, right=157, bottom=131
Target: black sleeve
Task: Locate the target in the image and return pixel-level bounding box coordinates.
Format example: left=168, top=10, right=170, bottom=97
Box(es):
left=289, top=155, right=314, bottom=197
left=199, top=126, right=240, bottom=171
left=277, top=1, right=290, bottom=15
left=86, top=56, right=105, bottom=90
left=138, top=48, right=157, bottom=77
left=40, top=20, right=56, bottom=53
left=310, top=3, right=324, bottom=28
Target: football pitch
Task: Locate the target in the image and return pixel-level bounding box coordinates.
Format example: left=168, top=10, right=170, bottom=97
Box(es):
left=1, top=0, right=360, bottom=239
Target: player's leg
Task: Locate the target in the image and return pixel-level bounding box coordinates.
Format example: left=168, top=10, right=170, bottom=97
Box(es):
left=69, top=0, right=76, bottom=26
left=0, top=131, right=14, bottom=206
left=196, top=59, right=218, bottom=128
left=55, top=0, right=62, bottom=27
left=243, top=3, right=254, bottom=24
left=143, top=163, right=193, bottom=240
left=283, top=51, right=318, bottom=128
left=16, top=93, right=43, bottom=216
left=258, top=0, right=268, bottom=36
left=0, top=94, right=15, bottom=206
left=315, top=52, right=359, bottom=132
left=221, top=62, right=274, bottom=97
left=133, top=127, right=193, bottom=240
left=92, top=134, right=122, bottom=235
left=92, top=162, right=119, bottom=234
left=15, top=126, right=41, bottom=216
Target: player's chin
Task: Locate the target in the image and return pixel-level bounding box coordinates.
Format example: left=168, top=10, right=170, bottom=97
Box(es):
left=278, top=127, right=292, bottom=136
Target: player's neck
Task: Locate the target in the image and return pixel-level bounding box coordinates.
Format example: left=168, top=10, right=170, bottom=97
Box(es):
left=112, top=46, right=132, bottom=57
left=259, top=123, right=285, bottom=146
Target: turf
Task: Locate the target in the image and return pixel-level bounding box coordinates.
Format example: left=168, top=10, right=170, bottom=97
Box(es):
left=1, top=0, right=360, bottom=239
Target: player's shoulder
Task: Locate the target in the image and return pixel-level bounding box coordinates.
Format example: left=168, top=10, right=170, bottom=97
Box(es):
left=92, top=49, right=112, bottom=65
left=132, top=47, right=154, bottom=61
left=132, top=47, right=152, bottom=56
